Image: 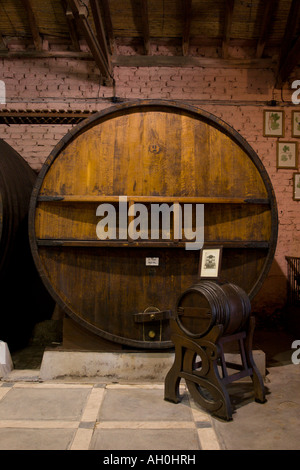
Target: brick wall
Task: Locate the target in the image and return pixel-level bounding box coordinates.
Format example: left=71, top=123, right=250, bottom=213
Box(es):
left=1, top=54, right=299, bottom=316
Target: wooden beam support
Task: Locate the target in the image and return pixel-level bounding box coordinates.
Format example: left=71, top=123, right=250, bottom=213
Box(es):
left=222, top=0, right=234, bottom=59
left=182, top=0, right=192, bottom=56
left=275, top=0, right=300, bottom=88
left=23, top=0, right=43, bottom=51
left=256, top=0, right=275, bottom=58
left=61, top=0, right=81, bottom=51
left=112, top=54, right=275, bottom=69
left=278, top=0, right=300, bottom=67
left=0, top=50, right=93, bottom=59
left=276, top=35, right=300, bottom=89
left=0, top=33, right=7, bottom=51
left=140, top=0, right=150, bottom=55
left=101, top=0, right=115, bottom=54
left=67, top=0, right=113, bottom=83
left=90, top=0, right=111, bottom=67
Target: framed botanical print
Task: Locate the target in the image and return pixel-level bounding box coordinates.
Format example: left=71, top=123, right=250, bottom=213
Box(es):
left=277, top=141, right=298, bottom=169
left=292, top=111, right=300, bottom=137
left=199, top=246, right=222, bottom=279
left=263, top=110, right=284, bottom=137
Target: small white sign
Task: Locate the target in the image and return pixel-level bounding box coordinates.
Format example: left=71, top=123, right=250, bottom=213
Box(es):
left=146, top=257, right=159, bottom=266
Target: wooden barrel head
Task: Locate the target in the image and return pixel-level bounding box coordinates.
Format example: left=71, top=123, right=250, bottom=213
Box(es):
left=29, top=100, right=278, bottom=349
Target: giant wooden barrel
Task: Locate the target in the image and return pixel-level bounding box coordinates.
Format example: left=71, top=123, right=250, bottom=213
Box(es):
left=29, top=100, right=278, bottom=349
left=176, top=280, right=251, bottom=338
left=0, top=139, right=54, bottom=350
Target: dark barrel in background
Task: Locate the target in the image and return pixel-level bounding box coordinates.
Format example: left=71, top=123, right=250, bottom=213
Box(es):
left=28, top=100, right=278, bottom=350
left=0, top=139, right=54, bottom=351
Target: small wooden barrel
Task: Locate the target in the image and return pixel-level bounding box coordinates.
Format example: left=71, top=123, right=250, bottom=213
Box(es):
left=176, top=280, right=251, bottom=338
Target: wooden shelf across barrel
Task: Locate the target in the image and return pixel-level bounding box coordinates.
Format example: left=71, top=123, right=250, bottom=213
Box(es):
left=36, top=195, right=270, bottom=204
left=35, top=239, right=270, bottom=248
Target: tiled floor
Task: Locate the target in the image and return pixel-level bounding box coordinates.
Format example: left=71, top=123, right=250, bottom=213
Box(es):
left=0, top=382, right=221, bottom=450
left=2, top=328, right=300, bottom=451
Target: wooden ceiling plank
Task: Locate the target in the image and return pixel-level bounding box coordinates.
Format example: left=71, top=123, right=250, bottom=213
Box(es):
left=101, top=0, right=115, bottom=54
left=61, top=0, right=81, bottom=51
left=182, top=0, right=192, bottom=56
left=256, top=0, right=275, bottom=58
left=222, top=0, right=234, bottom=59
left=23, top=0, right=43, bottom=51
left=67, top=0, right=113, bottom=83
left=90, top=0, right=111, bottom=67
left=140, top=0, right=150, bottom=55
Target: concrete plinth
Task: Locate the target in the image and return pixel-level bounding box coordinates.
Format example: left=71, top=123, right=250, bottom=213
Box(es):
left=39, top=349, right=175, bottom=381
left=39, top=348, right=265, bottom=382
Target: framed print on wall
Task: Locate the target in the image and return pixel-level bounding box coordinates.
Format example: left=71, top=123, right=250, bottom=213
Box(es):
left=292, top=111, right=300, bottom=137
left=293, top=174, right=300, bottom=200
left=263, top=110, right=284, bottom=137
left=277, top=141, right=298, bottom=169
left=199, top=246, right=223, bottom=279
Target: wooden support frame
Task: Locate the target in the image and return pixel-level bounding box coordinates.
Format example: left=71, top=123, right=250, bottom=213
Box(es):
left=222, top=0, right=234, bottom=59
left=140, top=0, right=150, bottom=55
left=164, top=316, right=266, bottom=421
left=61, top=0, right=81, bottom=51
left=23, top=0, right=43, bottom=51
left=256, top=0, right=275, bottom=58
left=100, top=0, right=115, bottom=54
left=67, top=0, right=113, bottom=84
left=182, top=0, right=192, bottom=56
left=112, top=54, right=275, bottom=69
left=275, top=0, right=300, bottom=88
left=90, top=0, right=111, bottom=67
left=0, top=33, right=7, bottom=51
left=276, top=35, right=300, bottom=89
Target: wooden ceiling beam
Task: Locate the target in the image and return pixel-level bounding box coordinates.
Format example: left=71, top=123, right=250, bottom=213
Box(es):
left=140, top=0, right=150, bottom=55
left=182, top=0, right=192, bottom=56
left=61, top=0, right=81, bottom=51
left=100, top=0, right=115, bottom=54
left=23, top=0, right=43, bottom=51
left=112, top=54, right=275, bottom=69
left=0, top=33, right=7, bottom=51
left=256, top=0, right=275, bottom=58
left=276, top=35, right=300, bottom=89
left=90, top=0, right=111, bottom=67
left=67, top=0, right=113, bottom=84
left=278, top=0, right=300, bottom=67
left=222, top=0, right=234, bottom=59
left=275, top=0, right=300, bottom=88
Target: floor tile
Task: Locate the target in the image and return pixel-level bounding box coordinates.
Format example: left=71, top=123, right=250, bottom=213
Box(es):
left=98, top=388, right=192, bottom=422
left=89, top=428, right=201, bottom=450
left=0, top=428, right=75, bottom=450
left=0, top=387, right=91, bottom=421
